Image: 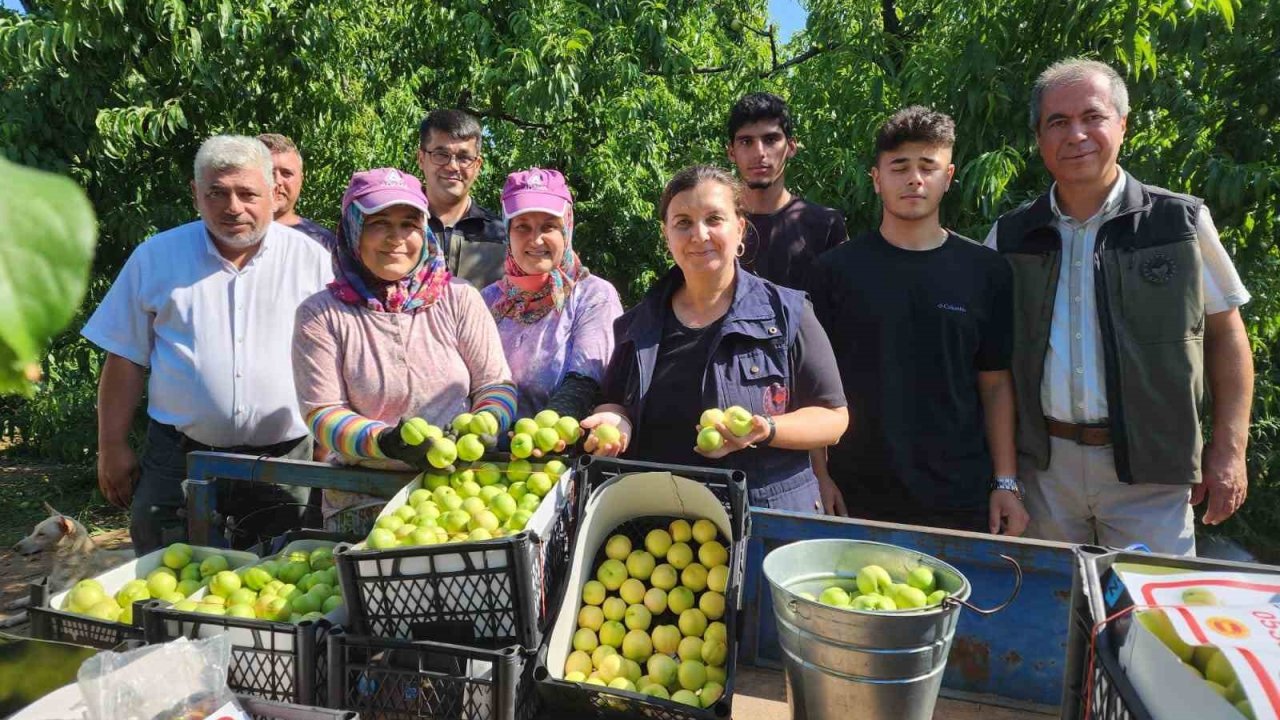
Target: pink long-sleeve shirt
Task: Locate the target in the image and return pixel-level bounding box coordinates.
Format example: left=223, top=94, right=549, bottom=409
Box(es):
left=292, top=279, right=513, bottom=524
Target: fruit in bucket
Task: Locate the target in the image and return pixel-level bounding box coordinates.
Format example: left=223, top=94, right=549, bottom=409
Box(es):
left=563, top=518, right=733, bottom=710
left=808, top=563, right=950, bottom=613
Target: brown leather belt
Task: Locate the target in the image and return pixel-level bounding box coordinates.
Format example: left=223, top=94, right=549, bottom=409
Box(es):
left=1046, top=418, right=1112, bottom=446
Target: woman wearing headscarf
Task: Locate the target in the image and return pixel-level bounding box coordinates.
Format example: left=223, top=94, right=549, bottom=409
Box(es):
left=481, top=168, right=623, bottom=427
left=292, top=167, right=516, bottom=525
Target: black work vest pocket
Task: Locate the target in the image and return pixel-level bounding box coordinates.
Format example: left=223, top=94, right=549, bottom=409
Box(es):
left=725, top=346, right=789, bottom=416
left=1115, top=237, right=1204, bottom=344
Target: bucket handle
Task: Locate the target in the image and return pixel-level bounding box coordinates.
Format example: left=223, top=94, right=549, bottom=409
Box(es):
left=944, top=554, right=1023, bottom=616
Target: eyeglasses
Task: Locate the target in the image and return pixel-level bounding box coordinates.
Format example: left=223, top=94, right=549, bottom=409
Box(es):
left=423, top=149, right=479, bottom=169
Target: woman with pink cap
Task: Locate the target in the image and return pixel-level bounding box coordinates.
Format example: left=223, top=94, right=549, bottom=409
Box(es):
left=481, top=168, right=623, bottom=429
left=292, top=168, right=516, bottom=527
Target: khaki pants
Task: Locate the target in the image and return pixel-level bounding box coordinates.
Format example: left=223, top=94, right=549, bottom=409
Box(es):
left=1020, top=436, right=1195, bottom=556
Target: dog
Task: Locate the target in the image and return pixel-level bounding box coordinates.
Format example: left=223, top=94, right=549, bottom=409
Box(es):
left=0, top=503, right=134, bottom=627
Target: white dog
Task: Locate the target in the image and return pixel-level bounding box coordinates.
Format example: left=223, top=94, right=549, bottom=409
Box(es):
left=0, top=504, right=133, bottom=627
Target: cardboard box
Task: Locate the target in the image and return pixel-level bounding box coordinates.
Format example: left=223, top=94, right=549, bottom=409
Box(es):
left=1104, top=562, right=1280, bottom=720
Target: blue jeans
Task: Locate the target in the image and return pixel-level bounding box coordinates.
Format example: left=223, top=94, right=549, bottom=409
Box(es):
left=130, top=421, right=314, bottom=554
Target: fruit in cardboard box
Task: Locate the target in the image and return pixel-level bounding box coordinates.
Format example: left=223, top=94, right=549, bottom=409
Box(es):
left=1139, top=610, right=1195, bottom=662
left=564, top=517, right=733, bottom=709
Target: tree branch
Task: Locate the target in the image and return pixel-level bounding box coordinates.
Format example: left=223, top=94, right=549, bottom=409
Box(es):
left=461, top=106, right=555, bottom=131
left=882, top=0, right=902, bottom=37
left=767, top=24, right=779, bottom=71
left=760, top=42, right=842, bottom=78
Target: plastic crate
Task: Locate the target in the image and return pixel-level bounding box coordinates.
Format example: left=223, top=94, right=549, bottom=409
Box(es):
left=1065, top=545, right=1280, bottom=720
left=25, top=579, right=146, bottom=649
left=27, top=545, right=256, bottom=650
left=1063, top=548, right=1154, bottom=720
left=141, top=602, right=336, bottom=706
left=534, top=457, right=748, bottom=720
left=326, top=632, right=537, bottom=720
left=238, top=694, right=359, bottom=720
left=334, top=457, right=580, bottom=649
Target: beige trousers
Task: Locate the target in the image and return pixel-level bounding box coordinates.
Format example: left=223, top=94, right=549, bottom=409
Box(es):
left=1020, top=436, right=1196, bottom=556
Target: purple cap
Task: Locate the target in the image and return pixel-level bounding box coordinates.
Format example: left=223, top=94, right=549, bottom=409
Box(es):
left=501, top=167, right=572, bottom=221
left=341, top=168, right=429, bottom=216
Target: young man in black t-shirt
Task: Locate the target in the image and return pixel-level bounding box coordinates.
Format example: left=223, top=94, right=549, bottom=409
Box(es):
left=807, top=106, right=1030, bottom=535
left=726, top=93, right=847, bottom=290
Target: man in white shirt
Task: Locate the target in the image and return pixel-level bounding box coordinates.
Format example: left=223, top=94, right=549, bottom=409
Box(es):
left=986, top=59, right=1253, bottom=555
left=83, top=135, right=333, bottom=553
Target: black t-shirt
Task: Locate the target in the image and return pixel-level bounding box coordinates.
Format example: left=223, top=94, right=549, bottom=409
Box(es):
left=743, top=197, right=847, bottom=290
left=623, top=312, right=723, bottom=468
left=808, top=230, right=1013, bottom=516
left=602, top=300, right=846, bottom=470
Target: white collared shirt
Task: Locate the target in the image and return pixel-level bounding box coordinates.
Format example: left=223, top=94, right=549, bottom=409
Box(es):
left=985, top=171, right=1250, bottom=422
left=83, top=221, right=333, bottom=447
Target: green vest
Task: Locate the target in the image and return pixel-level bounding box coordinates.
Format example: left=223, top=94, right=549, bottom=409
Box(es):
left=995, top=172, right=1205, bottom=485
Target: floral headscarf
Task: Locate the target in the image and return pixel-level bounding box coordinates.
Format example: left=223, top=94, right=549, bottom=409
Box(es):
left=327, top=168, right=451, bottom=314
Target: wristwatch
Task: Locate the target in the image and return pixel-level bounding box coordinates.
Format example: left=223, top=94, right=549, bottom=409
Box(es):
left=761, top=415, right=777, bottom=447
left=991, top=475, right=1024, bottom=501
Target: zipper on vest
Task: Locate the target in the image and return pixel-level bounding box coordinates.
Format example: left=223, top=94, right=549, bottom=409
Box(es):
left=1093, top=243, right=1134, bottom=484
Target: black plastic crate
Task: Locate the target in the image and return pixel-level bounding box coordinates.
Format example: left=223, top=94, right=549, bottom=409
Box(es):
left=26, top=579, right=146, bottom=649
left=327, top=632, right=538, bottom=720
left=572, top=456, right=750, bottom=611
left=334, top=458, right=580, bottom=649
left=1065, top=545, right=1280, bottom=719
left=141, top=601, right=335, bottom=706
left=533, top=456, right=748, bottom=720
left=1064, top=549, right=1153, bottom=720
left=238, top=695, right=359, bottom=720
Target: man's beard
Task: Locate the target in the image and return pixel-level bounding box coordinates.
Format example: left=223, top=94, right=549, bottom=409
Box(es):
left=210, top=224, right=268, bottom=250
left=745, top=177, right=778, bottom=190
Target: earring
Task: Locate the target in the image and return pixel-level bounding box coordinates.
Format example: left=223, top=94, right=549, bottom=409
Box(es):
left=736, top=243, right=745, bottom=258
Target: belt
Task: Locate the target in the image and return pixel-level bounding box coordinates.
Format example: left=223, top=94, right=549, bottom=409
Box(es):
left=154, top=421, right=305, bottom=457
left=1045, top=418, right=1112, bottom=446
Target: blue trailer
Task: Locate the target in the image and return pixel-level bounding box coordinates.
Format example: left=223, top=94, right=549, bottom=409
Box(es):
left=181, top=451, right=1083, bottom=718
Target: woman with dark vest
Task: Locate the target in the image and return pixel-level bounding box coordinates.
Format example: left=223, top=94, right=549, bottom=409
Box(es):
left=582, top=165, right=849, bottom=512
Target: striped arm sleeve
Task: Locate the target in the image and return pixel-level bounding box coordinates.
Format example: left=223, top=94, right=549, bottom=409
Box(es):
left=307, top=406, right=389, bottom=460
left=471, top=381, right=517, bottom=433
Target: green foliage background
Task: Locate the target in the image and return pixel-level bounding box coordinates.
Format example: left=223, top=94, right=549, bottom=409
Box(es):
left=2, top=0, right=1277, bottom=556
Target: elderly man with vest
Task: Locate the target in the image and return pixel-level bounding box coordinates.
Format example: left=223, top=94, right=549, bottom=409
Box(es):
left=985, top=59, right=1253, bottom=556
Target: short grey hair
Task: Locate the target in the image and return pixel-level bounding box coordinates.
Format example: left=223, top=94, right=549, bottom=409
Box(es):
left=1029, top=58, right=1130, bottom=130
left=193, top=135, right=274, bottom=188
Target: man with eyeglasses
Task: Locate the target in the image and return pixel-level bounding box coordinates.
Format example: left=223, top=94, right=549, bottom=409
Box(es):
left=416, top=109, right=507, bottom=287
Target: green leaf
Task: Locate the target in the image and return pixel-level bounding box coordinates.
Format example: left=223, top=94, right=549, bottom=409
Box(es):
left=0, top=158, right=97, bottom=395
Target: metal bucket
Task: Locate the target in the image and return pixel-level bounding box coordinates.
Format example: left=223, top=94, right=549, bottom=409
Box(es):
left=762, top=538, right=1020, bottom=720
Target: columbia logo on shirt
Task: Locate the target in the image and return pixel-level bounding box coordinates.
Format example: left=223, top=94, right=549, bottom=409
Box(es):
left=937, top=303, right=968, bottom=313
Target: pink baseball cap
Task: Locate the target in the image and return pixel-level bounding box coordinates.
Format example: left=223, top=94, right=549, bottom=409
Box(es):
left=341, top=167, right=429, bottom=215
left=501, top=167, right=572, bottom=221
